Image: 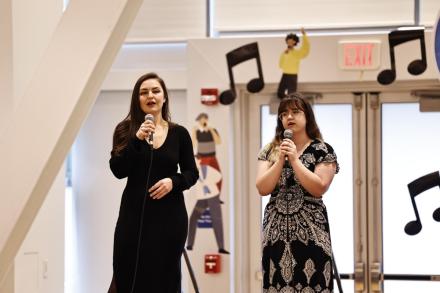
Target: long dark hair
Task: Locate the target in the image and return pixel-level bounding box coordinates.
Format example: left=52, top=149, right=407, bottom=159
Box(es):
left=272, top=92, right=322, bottom=146
left=111, top=72, right=173, bottom=156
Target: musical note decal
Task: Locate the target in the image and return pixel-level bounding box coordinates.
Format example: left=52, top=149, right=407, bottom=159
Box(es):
left=219, top=42, right=265, bottom=105
left=404, top=171, right=440, bottom=236
left=377, top=28, right=427, bottom=85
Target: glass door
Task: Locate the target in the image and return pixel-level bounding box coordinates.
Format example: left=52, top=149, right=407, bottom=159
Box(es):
left=244, top=90, right=440, bottom=293
left=371, top=92, right=440, bottom=293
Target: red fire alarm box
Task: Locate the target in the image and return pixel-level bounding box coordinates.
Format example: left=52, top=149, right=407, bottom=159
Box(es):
left=200, top=88, right=219, bottom=105
left=204, top=254, right=221, bottom=273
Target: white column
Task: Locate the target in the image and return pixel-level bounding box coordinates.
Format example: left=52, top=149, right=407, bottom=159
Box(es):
left=0, top=0, right=144, bottom=286
left=0, top=2, right=13, bottom=287
left=0, top=264, right=13, bottom=293
left=12, top=0, right=63, bottom=103
left=0, top=0, right=12, bottom=136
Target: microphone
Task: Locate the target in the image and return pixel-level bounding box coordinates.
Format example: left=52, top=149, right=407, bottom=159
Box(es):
left=283, top=129, right=293, bottom=140
left=144, top=114, right=154, bottom=144
left=283, top=129, right=293, bottom=160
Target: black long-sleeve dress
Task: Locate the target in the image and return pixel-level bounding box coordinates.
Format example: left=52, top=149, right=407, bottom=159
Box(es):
left=109, top=124, right=199, bottom=293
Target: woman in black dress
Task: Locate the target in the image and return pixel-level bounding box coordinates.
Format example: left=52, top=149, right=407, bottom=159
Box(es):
left=256, top=93, right=339, bottom=293
left=108, top=72, right=199, bottom=293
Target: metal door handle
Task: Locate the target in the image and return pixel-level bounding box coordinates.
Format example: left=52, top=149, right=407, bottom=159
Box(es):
left=354, top=262, right=365, bottom=292
left=371, top=262, right=382, bottom=292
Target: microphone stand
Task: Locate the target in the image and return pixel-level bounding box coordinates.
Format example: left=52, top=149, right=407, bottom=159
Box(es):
left=183, top=249, right=200, bottom=293
left=332, top=251, right=343, bottom=293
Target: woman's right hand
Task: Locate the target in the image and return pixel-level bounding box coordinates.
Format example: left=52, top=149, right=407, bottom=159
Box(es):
left=136, top=120, right=155, bottom=141
left=280, top=138, right=298, bottom=162
left=278, top=144, right=286, bottom=161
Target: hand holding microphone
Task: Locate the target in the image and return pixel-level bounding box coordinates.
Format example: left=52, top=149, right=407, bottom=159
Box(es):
left=136, top=114, right=155, bottom=144
left=280, top=129, right=298, bottom=161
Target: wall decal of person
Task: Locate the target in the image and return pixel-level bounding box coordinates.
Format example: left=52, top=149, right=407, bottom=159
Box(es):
left=188, top=113, right=229, bottom=254
left=192, top=113, right=223, bottom=202
left=187, top=157, right=229, bottom=254
left=277, top=28, right=310, bottom=99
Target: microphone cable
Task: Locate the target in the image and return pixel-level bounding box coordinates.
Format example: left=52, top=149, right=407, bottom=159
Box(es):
left=130, top=142, right=154, bottom=293
left=282, top=130, right=292, bottom=259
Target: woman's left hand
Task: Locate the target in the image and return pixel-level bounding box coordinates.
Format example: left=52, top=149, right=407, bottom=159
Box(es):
left=148, top=178, right=173, bottom=199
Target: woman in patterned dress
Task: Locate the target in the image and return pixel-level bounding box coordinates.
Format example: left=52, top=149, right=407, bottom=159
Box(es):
left=256, top=93, right=339, bottom=293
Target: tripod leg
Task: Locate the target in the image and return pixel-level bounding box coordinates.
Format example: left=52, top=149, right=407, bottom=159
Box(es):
left=183, top=249, right=200, bottom=293
left=332, top=251, right=343, bottom=293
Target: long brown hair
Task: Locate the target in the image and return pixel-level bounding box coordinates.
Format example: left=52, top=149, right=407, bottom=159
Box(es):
left=111, top=72, right=173, bottom=156
left=272, top=92, right=322, bottom=146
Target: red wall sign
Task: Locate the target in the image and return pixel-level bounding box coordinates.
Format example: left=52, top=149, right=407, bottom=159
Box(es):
left=338, top=40, right=381, bottom=70
left=204, top=254, right=221, bottom=273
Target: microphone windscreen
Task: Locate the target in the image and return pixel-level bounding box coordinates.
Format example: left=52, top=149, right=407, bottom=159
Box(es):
left=144, top=114, right=155, bottom=143
left=283, top=129, right=293, bottom=140
left=145, top=114, right=154, bottom=122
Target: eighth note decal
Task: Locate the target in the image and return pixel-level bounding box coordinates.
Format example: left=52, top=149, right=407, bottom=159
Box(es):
left=378, top=28, right=427, bottom=85
left=404, top=171, right=440, bottom=236
left=219, top=42, right=265, bottom=105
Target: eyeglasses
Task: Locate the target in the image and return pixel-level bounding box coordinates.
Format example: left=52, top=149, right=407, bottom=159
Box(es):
left=278, top=109, right=303, bottom=120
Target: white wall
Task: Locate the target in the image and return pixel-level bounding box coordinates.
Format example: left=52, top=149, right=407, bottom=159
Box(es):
left=12, top=0, right=62, bottom=102
left=15, top=167, right=65, bottom=293
left=71, top=89, right=187, bottom=293
left=101, top=43, right=188, bottom=91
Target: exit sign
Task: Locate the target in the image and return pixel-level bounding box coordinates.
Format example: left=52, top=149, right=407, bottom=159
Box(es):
left=338, top=40, right=381, bottom=70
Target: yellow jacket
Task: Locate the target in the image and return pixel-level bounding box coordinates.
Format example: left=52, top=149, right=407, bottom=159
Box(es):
left=279, top=34, right=310, bottom=74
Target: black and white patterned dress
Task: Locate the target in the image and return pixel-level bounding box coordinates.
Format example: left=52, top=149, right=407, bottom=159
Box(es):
left=258, top=139, right=339, bottom=293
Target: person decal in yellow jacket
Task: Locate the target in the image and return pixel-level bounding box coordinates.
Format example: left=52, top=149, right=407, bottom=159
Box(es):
left=277, top=28, right=310, bottom=99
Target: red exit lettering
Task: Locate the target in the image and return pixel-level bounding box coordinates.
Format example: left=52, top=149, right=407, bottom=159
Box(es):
left=344, top=43, right=374, bottom=67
